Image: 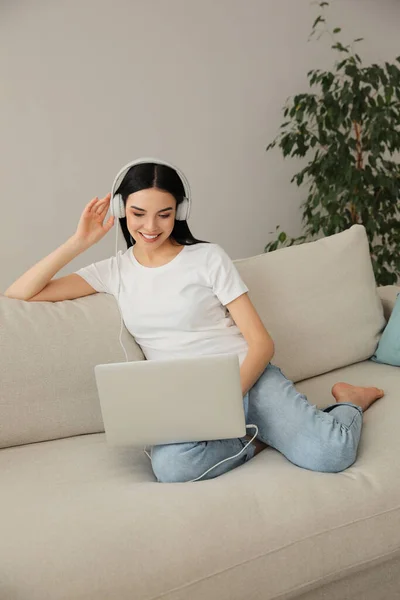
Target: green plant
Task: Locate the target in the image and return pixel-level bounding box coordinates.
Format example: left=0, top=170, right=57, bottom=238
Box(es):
left=265, top=1, right=400, bottom=285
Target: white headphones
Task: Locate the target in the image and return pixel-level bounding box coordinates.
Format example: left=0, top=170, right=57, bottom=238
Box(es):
left=109, top=157, right=192, bottom=221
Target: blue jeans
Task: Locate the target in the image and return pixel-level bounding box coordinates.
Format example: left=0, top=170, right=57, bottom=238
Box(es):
left=150, top=363, right=364, bottom=483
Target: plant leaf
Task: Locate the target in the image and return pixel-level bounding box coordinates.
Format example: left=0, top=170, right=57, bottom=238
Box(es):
left=312, top=16, right=325, bottom=29
left=278, top=231, right=287, bottom=243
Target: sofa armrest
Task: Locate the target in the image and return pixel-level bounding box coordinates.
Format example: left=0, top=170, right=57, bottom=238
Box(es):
left=377, top=285, right=400, bottom=321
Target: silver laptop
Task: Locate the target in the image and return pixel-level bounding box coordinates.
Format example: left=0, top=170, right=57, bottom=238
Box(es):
left=94, top=353, right=247, bottom=446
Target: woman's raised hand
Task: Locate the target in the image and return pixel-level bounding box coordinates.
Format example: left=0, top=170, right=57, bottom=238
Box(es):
left=73, top=193, right=115, bottom=248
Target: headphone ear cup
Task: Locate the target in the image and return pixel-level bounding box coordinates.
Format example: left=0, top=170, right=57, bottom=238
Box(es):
left=110, top=194, right=125, bottom=219
left=176, top=198, right=189, bottom=221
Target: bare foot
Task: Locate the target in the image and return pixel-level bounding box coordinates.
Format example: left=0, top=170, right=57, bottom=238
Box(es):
left=244, top=435, right=267, bottom=455
left=331, top=382, right=384, bottom=412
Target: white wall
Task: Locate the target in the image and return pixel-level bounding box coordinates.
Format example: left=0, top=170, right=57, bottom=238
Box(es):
left=1, top=0, right=399, bottom=290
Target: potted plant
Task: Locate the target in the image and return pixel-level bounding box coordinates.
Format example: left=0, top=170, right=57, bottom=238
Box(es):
left=265, top=1, right=400, bottom=285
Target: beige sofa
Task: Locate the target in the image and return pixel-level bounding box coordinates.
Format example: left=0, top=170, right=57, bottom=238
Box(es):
left=1, top=224, right=399, bottom=600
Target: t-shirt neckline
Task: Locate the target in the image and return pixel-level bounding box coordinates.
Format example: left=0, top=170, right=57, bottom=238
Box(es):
left=128, top=244, right=187, bottom=270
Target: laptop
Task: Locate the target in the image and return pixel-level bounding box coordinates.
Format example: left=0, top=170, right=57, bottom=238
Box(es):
left=94, top=353, right=247, bottom=447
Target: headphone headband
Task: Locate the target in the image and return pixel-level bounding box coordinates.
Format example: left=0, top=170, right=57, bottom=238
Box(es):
left=111, top=156, right=191, bottom=204
left=110, top=157, right=191, bottom=221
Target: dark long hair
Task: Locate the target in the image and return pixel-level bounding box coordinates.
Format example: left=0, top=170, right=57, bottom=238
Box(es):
left=114, top=162, right=209, bottom=248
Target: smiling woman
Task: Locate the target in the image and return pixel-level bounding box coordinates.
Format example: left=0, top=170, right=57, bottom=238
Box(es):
left=115, top=162, right=209, bottom=257
left=5, top=158, right=385, bottom=484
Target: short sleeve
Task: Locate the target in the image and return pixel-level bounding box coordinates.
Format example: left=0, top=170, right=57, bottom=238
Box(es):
left=75, top=254, right=119, bottom=296
left=207, top=244, right=249, bottom=306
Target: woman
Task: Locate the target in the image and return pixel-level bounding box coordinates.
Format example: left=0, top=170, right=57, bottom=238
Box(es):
left=5, top=161, right=384, bottom=483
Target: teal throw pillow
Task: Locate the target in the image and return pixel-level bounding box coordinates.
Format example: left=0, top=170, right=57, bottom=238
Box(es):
left=371, top=292, right=400, bottom=366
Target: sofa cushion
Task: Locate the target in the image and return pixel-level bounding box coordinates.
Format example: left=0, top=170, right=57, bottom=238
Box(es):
left=1, top=360, right=399, bottom=600
left=377, top=285, right=400, bottom=321
left=0, top=294, right=144, bottom=449
left=234, top=225, right=386, bottom=382
left=371, top=292, right=400, bottom=367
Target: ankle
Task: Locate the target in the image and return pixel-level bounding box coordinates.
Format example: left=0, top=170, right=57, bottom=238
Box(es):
left=245, top=435, right=266, bottom=455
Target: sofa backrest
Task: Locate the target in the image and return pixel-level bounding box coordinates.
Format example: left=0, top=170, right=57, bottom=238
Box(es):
left=234, top=224, right=385, bottom=382
left=0, top=293, right=144, bottom=449
left=0, top=224, right=386, bottom=449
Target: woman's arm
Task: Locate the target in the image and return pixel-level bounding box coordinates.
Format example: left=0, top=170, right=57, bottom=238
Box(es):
left=226, top=293, right=275, bottom=396
left=239, top=342, right=274, bottom=396
left=4, top=236, right=89, bottom=300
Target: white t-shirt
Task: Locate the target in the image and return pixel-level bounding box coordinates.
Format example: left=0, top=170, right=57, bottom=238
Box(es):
left=75, top=242, right=249, bottom=365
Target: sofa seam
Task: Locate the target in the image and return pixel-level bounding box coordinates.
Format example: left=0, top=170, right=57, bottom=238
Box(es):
left=270, top=546, right=400, bottom=600
left=148, top=504, right=400, bottom=600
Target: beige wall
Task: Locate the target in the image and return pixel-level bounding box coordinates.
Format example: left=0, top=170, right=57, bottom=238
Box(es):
left=1, top=0, right=399, bottom=290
